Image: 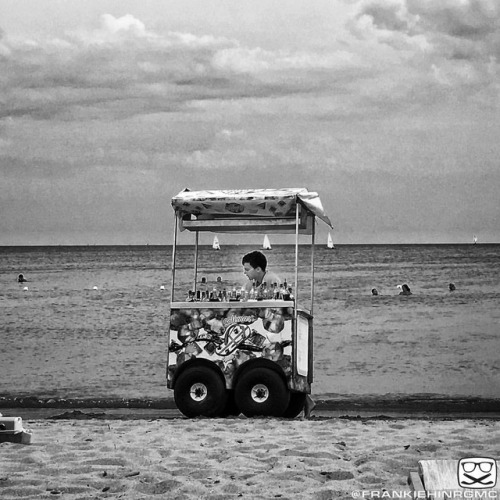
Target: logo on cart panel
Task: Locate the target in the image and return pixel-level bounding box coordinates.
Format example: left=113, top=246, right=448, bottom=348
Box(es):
left=215, top=323, right=253, bottom=356
left=458, top=457, right=497, bottom=489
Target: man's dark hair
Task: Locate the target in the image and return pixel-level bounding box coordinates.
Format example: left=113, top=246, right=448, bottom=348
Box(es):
left=242, top=250, right=267, bottom=271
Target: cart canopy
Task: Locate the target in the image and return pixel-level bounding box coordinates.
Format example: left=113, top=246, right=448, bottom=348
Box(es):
left=172, top=188, right=333, bottom=233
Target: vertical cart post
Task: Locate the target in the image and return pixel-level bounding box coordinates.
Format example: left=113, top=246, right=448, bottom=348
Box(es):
left=294, top=202, right=300, bottom=308
left=193, top=231, right=199, bottom=292
left=310, top=217, right=315, bottom=315
left=170, top=213, right=178, bottom=301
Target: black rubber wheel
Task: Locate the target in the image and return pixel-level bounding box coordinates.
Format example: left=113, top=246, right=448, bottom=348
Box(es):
left=283, top=392, right=307, bottom=418
left=174, top=365, right=227, bottom=418
left=220, top=390, right=241, bottom=417
left=235, top=367, right=290, bottom=417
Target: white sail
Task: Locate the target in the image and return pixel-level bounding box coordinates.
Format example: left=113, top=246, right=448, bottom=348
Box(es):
left=212, top=235, right=220, bottom=250
left=327, top=232, right=335, bottom=249
left=473, top=235, right=478, bottom=244
left=262, top=234, right=272, bottom=250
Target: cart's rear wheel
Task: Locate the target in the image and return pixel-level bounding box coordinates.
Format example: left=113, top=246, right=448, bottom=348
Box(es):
left=235, top=367, right=290, bottom=417
left=283, top=392, right=307, bottom=418
left=174, top=365, right=227, bottom=418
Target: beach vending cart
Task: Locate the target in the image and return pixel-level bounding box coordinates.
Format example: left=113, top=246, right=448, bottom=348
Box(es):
left=167, top=188, right=333, bottom=418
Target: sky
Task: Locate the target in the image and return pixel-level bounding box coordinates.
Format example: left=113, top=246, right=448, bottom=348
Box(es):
left=0, top=0, right=499, bottom=245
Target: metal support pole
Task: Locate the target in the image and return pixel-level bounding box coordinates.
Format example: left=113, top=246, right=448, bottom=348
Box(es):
left=294, top=203, right=300, bottom=307
left=170, top=214, right=178, bottom=301
left=193, top=231, right=199, bottom=292
left=310, top=217, right=315, bottom=315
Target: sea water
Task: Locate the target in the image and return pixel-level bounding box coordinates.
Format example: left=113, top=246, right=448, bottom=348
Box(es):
left=0, top=244, right=499, bottom=400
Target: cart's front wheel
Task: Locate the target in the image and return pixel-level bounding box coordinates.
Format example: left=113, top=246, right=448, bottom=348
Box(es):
left=235, top=368, right=290, bottom=417
left=174, top=365, right=227, bottom=418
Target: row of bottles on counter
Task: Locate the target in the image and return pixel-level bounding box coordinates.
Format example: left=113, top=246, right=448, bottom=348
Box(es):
left=186, top=276, right=294, bottom=302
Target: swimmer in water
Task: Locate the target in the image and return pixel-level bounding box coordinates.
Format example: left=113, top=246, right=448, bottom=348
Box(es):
left=371, top=288, right=379, bottom=296
left=18, top=273, right=28, bottom=283
left=399, top=284, right=412, bottom=295
left=449, top=283, right=456, bottom=291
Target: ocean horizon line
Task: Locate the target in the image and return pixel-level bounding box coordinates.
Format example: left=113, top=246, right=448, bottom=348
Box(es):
left=1, top=242, right=499, bottom=248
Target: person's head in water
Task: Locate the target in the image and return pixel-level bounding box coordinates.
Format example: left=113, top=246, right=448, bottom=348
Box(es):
left=449, top=283, right=456, bottom=291
left=371, top=288, right=379, bottom=296
left=242, top=250, right=267, bottom=283
left=18, top=273, right=27, bottom=283
left=399, top=283, right=412, bottom=295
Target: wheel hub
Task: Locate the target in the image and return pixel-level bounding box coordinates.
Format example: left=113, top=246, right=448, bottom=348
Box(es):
left=190, top=382, right=208, bottom=402
left=251, top=384, right=269, bottom=403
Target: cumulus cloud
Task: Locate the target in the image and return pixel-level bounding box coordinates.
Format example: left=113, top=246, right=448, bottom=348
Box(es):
left=0, top=13, right=365, bottom=123
left=0, top=7, right=497, bottom=133
left=0, top=15, right=241, bottom=120
left=348, top=0, right=500, bottom=106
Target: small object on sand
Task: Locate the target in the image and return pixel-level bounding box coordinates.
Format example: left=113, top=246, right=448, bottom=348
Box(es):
left=125, top=471, right=140, bottom=477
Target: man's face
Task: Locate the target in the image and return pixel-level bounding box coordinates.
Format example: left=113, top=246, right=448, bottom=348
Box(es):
left=243, top=262, right=260, bottom=282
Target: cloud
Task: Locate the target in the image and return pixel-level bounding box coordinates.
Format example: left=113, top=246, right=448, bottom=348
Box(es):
left=99, top=13, right=147, bottom=36
left=408, top=0, right=499, bottom=39
left=0, top=14, right=242, bottom=121
left=0, top=13, right=374, bottom=124
left=347, top=0, right=500, bottom=107
left=2, top=7, right=496, bottom=127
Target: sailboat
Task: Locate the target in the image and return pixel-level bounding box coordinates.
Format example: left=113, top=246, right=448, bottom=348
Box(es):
left=212, top=235, right=220, bottom=250
left=327, top=232, right=335, bottom=249
left=262, top=234, right=272, bottom=250
left=473, top=235, right=478, bottom=245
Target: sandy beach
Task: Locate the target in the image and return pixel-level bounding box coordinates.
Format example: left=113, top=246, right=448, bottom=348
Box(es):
left=1, top=415, right=500, bottom=499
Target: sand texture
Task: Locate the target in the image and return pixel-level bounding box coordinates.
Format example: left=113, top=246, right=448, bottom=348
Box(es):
left=1, top=416, right=500, bottom=499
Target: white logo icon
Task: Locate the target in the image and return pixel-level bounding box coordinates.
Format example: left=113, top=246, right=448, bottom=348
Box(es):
left=458, top=457, right=497, bottom=489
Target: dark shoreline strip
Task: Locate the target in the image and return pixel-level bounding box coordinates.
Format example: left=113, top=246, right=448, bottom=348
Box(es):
left=1, top=396, right=500, bottom=413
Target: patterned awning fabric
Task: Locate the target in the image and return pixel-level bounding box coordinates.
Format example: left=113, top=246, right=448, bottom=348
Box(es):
left=171, top=188, right=332, bottom=228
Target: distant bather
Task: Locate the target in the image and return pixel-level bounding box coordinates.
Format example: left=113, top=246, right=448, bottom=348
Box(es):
left=399, top=284, right=412, bottom=295
left=18, top=273, right=28, bottom=283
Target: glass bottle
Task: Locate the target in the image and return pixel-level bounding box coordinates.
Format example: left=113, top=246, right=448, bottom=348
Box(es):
left=199, top=276, right=208, bottom=296
left=249, top=281, right=256, bottom=300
